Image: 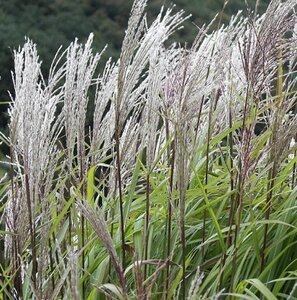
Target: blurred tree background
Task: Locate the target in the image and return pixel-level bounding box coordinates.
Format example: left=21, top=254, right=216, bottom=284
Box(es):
left=0, top=0, right=270, bottom=162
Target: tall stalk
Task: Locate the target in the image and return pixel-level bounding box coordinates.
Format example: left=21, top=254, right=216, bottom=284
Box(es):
left=202, top=95, right=215, bottom=260
left=24, top=170, right=37, bottom=289
left=200, top=1, right=227, bottom=260
left=177, top=130, right=186, bottom=300
left=144, top=173, right=150, bottom=277
left=79, top=133, right=87, bottom=298
left=292, top=134, right=297, bottom=189
left=261, top=163, right=277, bottom=271
left=178, top=63, right=189, bottom=300
left=115, top=121, right=126, bottom=271
left=9, top=148, right=22, bottom=296
left=164, top=113, right=175, bottom=298
left=231, top=86, right=251, bottom=289
left=261, top=48, right=283, bottom=270
left=220, top=93, right=235, bottom=288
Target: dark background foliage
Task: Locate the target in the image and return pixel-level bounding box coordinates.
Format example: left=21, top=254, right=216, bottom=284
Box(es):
left=0, top=0, right=269, bottom=137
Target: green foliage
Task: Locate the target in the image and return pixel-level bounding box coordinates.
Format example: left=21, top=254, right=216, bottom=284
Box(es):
left=0, top=0, right=296, bottom=299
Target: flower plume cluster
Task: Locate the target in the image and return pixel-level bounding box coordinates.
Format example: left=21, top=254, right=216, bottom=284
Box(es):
left=1, top=0, right=297, bottom=298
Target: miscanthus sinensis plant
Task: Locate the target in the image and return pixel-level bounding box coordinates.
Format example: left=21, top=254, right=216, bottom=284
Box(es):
left=1, top=0, right=297, bottom=299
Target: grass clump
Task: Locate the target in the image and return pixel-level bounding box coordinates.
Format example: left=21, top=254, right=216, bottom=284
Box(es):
left=1, top=0, right=297, bottom=299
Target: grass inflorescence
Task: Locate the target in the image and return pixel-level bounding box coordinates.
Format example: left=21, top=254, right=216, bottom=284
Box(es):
left=1, top=0, right=297, bottom=299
